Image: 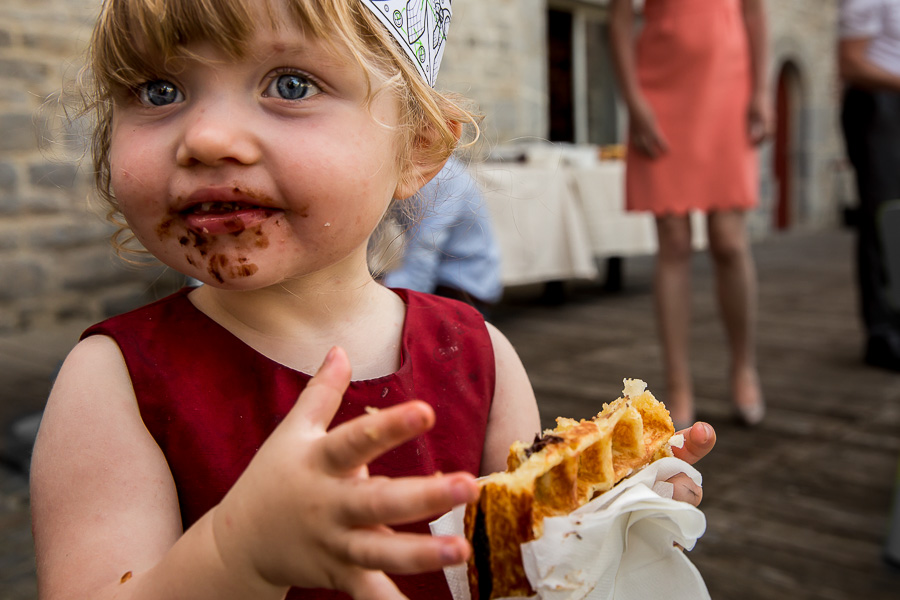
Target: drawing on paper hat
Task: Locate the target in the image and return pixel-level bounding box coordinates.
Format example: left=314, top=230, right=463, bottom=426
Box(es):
left=360, top=1, right=452, bottom=87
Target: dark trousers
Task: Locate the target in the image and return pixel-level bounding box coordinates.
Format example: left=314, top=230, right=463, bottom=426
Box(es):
left=840, top=87, right=900, bottom=340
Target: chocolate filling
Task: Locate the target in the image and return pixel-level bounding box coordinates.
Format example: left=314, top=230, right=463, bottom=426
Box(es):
left=473, top=506, right=492, bottom=600
left=523, top=433, right=564, bottom=458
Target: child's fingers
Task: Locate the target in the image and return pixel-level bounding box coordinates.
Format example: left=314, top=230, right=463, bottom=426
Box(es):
left=668, top=472, right=703, bottom=506
left=338, top=529, right=472, bottom=575
left=342, top=569, right=408, bottom=600
left=342, top=472, right=478, bottom=527
left=282, top=346, right=353, bottom=431
left=671, top=422, right=716, bottom=465
left=319, top=401, right=436, bottom=474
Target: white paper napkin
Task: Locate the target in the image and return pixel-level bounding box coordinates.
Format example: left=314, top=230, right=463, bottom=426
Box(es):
left=429, top=456, right=709, bottom=600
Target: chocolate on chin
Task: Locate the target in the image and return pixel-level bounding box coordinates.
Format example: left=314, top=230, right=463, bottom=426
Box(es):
left=463, top=379, right=676, bottom=600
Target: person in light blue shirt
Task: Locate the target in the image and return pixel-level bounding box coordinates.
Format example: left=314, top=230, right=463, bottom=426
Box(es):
left=383, top=156, right=502, bottom=312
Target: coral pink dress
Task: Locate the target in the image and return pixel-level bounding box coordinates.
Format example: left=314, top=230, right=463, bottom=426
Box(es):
left=626, top=0, right=757, bottom=215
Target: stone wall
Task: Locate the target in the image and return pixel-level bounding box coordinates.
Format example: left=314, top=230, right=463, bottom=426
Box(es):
left=440, top=0, right=550, bottom=151
left=0, top=0, right=179, bottom=333
left=766, top=0, right=846, bottom=232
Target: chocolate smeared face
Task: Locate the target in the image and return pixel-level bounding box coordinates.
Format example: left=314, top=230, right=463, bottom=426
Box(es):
left=154, top=188, right=274, bottom=283
left=108, top=7, right=406, bottom=289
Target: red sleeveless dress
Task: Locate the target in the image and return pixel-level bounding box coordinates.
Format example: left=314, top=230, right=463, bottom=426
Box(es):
left=81, top=287, right=495, bottom=600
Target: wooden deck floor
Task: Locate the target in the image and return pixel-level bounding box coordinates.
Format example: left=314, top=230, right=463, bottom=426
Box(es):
left=1, top=227, right=898, bottom=599
left=491, top=227, right=900, bottom=599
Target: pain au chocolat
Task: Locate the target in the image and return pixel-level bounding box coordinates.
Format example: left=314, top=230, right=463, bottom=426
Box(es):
left=463, top=379, right=676, bottom=600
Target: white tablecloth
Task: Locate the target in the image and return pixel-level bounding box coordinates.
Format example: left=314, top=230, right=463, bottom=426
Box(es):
left=568, top=163, right=708, bottom=257
left=474, top=161, right=707, bottom=287
left=474, top=164, right=599, bottom=287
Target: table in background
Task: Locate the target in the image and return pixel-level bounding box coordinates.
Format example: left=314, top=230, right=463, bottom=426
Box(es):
left=474, top=161, right=706, bottom=288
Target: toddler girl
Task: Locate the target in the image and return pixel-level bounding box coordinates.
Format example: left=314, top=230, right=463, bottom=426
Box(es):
left=30, top=1, right=714, bottom=599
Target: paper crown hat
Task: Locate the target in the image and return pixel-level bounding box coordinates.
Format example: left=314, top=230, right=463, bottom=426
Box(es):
left=360, top=1, right=452, bottom=87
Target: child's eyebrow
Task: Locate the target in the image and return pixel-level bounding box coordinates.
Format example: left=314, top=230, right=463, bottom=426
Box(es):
left=252, top=39, right=349, bottom=71
left=252, top=39, right=318, bottom=60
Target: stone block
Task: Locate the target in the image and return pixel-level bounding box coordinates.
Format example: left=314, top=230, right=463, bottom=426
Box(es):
left=26, top=218, right=110, bottom=249
left=0, top=59, right=50, bottom=83
left=57, top=246, right=136, bottom=291
left=22, top=195, right=66, bottom=213
left=0, top=304, right=24, bottom=332
left=0, top=162, right=18, bottom=192
left=56, top=301, right=96, bottom=323
left=29, top=163, right=78, bottom=189
left=0, top=258, right=46, bottom=301
left=101, top=283, right=171, bottom=319
left=0, top=114, right=39, bottom=152
left=0, top=193, right=22, bottom=215
left=22, top=32, right=83, bottom=56
left=0, top=84, right=31, bottom=107
left=0, top=222, right=20, bottom=249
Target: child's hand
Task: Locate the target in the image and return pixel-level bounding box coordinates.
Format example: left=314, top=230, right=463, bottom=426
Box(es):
left=667, top=422, right=717, bottom=507
left=210, top=346, right=478, bottom=600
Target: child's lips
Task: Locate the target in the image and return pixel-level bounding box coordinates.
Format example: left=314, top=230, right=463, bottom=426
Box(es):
left=180, top=191, right=280, bottom=235
left=183, top=206, right=277, bottom=235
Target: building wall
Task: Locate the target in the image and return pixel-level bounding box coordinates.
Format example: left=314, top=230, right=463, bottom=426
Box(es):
left=765, top=0, right=845, bottom=233
left=0, top=0, right=847, bottom=332
left=440, top=0, right=550, bottom=152
left=0, top=0, right=178, bottom=333
left=441, top=0, right=847, bottom=235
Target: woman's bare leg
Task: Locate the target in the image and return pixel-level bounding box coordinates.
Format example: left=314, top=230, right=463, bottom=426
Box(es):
left=654, top=214, right=695, bottom=428
left=707, top=210, right=764, bottom=424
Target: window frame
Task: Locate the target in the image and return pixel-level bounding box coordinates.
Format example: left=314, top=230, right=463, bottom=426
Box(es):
left=547, top=0, right=627, bottom=145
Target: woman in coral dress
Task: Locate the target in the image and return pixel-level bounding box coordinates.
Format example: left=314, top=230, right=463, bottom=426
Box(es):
left=609, top=0, right=770, bottom=428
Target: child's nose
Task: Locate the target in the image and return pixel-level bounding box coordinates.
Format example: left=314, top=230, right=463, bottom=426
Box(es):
left=175, top=104, right=262, bottom=167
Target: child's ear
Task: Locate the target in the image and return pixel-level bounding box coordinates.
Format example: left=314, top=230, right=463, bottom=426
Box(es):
left=393, top=119, right=463, bottom=200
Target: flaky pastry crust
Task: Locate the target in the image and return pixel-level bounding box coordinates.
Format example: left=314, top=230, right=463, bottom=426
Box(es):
left=463, top=379, right=675, bottom=600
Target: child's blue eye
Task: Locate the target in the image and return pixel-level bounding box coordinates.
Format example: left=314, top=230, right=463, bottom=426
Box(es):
left=139, top=80, right=183, bottom=106
left=267, top=73, right=321, bottom=100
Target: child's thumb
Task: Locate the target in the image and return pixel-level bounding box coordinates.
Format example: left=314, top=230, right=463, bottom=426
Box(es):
left=284, top=346, right=352, bottom=431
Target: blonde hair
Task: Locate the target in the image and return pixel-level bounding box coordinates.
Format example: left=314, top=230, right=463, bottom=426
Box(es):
left=83, top=0, right=479, bottom=255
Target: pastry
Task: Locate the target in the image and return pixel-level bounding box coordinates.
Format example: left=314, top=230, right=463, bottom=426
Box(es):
left=463, top=379, right=676, bottom=600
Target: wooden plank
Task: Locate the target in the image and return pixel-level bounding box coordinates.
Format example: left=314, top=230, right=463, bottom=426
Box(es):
left=494, top=229, right=900, bottom=599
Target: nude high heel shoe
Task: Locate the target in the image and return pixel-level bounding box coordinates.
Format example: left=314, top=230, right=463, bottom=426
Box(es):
left=735, top=399, right=766, bottom=427
left=733, top=369, right=765, bottom=426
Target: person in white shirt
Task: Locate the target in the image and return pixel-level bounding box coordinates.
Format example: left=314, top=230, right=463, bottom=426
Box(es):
left=839, top=0, right=900, bottom=371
